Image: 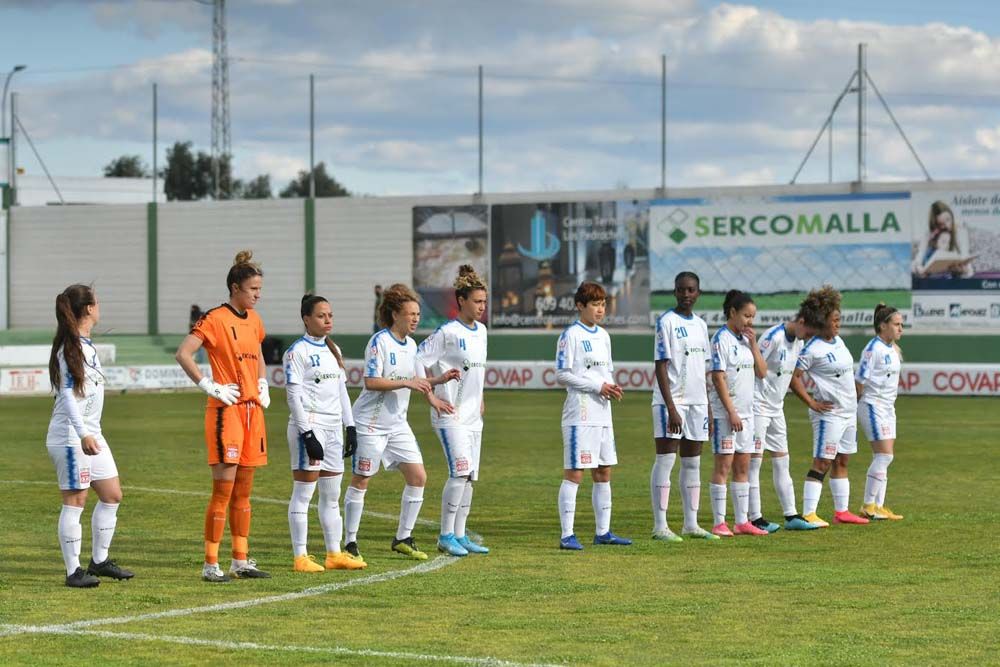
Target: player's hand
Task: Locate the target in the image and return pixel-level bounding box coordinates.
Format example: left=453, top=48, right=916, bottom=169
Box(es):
left=440, top=369, right=461, bottom=383
left=406, top=378, right=433, bottom=394
left=600, top=383, right=624, bottom=401
left=429, top=395, right=456, bottom=416
left=302, top=430, right=324, bottom=461
left=257, top=378, right=270, bottom=409
left=728, top=409, right=743, bottom=432
left=344, top=426, right=358, bottom=458
left=480, top=400, right=485, bottom=416
left=81, top=435, right=101, bottom=455
left=810, top=400, right=834, bottom=413
left=667, top=407, right=683, bottom=434
left=198, top=377, right=240, bottom=405
left=742, top=327, right=757, bottom=344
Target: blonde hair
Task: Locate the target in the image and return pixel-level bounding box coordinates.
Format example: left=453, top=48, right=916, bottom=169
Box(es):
left=378, top=283, right=419, bottom=329
left=454, top=264, right=487, bottom=302
left=227, top=249, right=263, bottom=294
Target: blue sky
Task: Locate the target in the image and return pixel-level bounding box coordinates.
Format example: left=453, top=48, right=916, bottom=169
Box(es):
left=3, top=0, right=1000, bottom=197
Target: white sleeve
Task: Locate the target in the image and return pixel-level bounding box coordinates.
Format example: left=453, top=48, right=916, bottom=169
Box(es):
left=711, top=333, right=728, bottom=373
left=605, top=331, right=614, bottom=374
left=339, top=374, right=355, bottom=427
left=855, top=346, right=874, bottom=383
left=283, top=349, right=309, bottom=431
left=796, top=347, right=814, bottom=373
left=57, top=350, right=88, bottom=439
left=556, top=329, right=574, bottom=371
left=654, top=316, right=671, bottom=361
left=364, top=337, right=384, bottom=378
left=556, top=369, right=603, bottom=394
left=416, top=327, right=446, bottom=369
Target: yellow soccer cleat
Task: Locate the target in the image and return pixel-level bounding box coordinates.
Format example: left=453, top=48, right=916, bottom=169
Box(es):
left=802, top=512, right=830, bottom=528
left=859, top=503, right=880, bottom=520
left=325, top=552, right=367, bottom=570
left=293, top=554, right=325, bottom=573
left=391, top=537, right=429, bottom=560
left=875, top=505, right=904, bottom=520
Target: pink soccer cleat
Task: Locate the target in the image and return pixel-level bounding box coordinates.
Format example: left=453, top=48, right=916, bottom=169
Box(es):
left=833, top=510, right=871, bottom=525
left=733, top=521, right=769, bottom=536
left=711, top=522, right=734, bottom=537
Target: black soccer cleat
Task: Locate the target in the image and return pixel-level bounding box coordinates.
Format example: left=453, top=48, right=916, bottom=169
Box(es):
left=88, top=558, right=135, bottom=580
left=66, top=566, right=100, bottom=588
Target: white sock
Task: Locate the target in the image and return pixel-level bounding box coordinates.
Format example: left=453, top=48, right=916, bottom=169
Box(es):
left=343, top=485, right=366, bottom=544
left=748, top=457, right=763, bottom=521
left=865, top=453, right=893, bottom=506
left=710, top=483, right=727, bottom=526
left=829, top=477, right=850, bottom=512
left=288, top=481, right=316, bottom=557
left=440, top=477, right=466, bottom=536
left=396, top=485, right=424, bottom=540
left=680, top=456, right=702, bottom=531
left=650, top=453, right=676, bottom=532
left=732, top=481, right=750, bottom=525
left=558, top=480, right=579, bottom=538
left=803, top=479, right=822, bottom=516
left=59, top=505, right=84, bottom=575
left=771, top=455, right=797, bottom=517
left=455, top=481, right=474, bottom=539
left=592, top=481, right=612, bottom=536
left=318, top=476, right=343, bottom=554
left=91, top=501, right=119, bottom=564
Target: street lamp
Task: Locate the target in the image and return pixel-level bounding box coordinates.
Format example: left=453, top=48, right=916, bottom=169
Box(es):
left=2, top=65, right=27, bottom=138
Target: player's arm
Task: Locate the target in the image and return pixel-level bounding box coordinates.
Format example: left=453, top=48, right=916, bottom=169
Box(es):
left=745, top=329, right=767, bottom=379
left=711, top=370, right=742, bottom=432
left=176, top=330, right=239, bottom=405
left=790, top=367, right=832, bottom=412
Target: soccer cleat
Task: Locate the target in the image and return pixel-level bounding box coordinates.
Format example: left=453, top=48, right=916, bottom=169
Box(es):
left=66, top=566, right=100, bottom=588
left=751, top=517, right=781, bottom=534
left=229, top=558, right=272, bottom=579
left=437, top=533, right=469, bottom=557
left=784, top=515, right=821, bottom=531
left=560, top=534, right=584, bottom=550
left=802, top=512, right=830, bottom=528
left=293, top=554, right=325, bottom=573
left=711, top=522, right=734, bottom=537
left=87, top=558, right=134, bottom=580
left=593, top=531, right=632, bottom=546
left=859, top=503, right=880, bottom=520
left=733, top=521, right=769, bottom=536
left=833, top=510, right=870, bottom=525
left=875, top=505, right=904, bottom=521
left=325, top=552, right=367, bottom=570
left=391, top=537, right=429, bottom=560
left=457, top=535, right=490, bottom=554
left=344, top=541, right=366, bottom=564
left=202, top=563, right=230, bottom=583
left=681, top=525, right=721, bottom=540
left=651, top=529, right=683, bottom=543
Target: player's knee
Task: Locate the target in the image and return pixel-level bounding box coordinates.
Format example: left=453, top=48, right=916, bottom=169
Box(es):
left=806, top=468, right=827, bottom=482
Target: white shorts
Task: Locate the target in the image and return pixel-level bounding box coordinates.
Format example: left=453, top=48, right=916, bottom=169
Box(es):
left=436, top=428, right=482, bottom=481
left=287, top=423, right=345, bottom=473
left=352, top=426, right=422, bottom=477
left=652, top=404, right=709, bottom=441
left=753, top=413, right=788, bottom=454
left=711, top=415, right=757, bottom=455
left=810, top=414, right=858, bottom=460
left=48, top=437, right=119, bottom=491
left=563, top=425, right=617, bottom=469
left=859, top=402, right=896, bottom=442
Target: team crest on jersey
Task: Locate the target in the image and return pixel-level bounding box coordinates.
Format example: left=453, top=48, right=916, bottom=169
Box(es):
left=823, top=442, right=837, bottom=457
left=357, top=457, right=372, bottom=472
left=580, top=451, right=593, bottom=465
left=720, top=436, right=734, bottom=452
left=454, top=457, right=469, bottom=473
left=79, top=469, right=90, bottom=485
left=754, top=437, right=763, bottom=453
left=226, top=446, right=239, bottom=460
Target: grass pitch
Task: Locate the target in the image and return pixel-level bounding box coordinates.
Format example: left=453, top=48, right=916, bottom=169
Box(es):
left=1, top=390, right=996, bottom=665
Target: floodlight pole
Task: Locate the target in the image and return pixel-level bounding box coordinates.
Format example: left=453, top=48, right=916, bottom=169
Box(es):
left=857, top=42, right=867, bottom=183
left=660, top=53, right=666, bottom=194
left=152, top=82, right=158, bottom=202
left=477, top=64, right=483, bottom=197
left=309, top=73, right=315, bottom=199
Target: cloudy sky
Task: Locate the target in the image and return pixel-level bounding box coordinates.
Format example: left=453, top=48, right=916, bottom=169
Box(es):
left=3, top=0, right=1000, bottom=196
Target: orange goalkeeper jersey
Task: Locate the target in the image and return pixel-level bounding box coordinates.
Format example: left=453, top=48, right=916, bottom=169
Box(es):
left=191, top=303, right=266, bottom=407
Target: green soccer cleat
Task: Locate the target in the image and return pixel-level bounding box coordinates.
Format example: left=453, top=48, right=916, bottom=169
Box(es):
left=651, top=529, right=683, bottom=543
left=681, top=525, right=721, bottom=541
left=392, top=537, right=428, bottom=560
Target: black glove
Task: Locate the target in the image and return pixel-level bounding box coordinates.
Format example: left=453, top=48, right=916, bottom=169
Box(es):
left=344, top=426, right=358, bottom=458
left=302, top=430, right=324, bottom=461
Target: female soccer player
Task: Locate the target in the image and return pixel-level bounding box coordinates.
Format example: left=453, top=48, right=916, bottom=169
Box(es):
left=790, top=286, right=869, bottom=527
left=47, top=285, right=134, bottom=588
left=856, top=303, right=905, bottom=521
left=176, top=250, right=272, bottom=583
left=707, top=290, right=768, bottom=537
left=750, top=312, right=821, bottom=532
left=650, top=271, right=716, bottom=542
left=556, top=281, right=631, bottom=550
left=285, top=294, right=367, bottom=573
left=416, top=265, right=491, bottom=557
left=345, top=284, right=457, bottom=562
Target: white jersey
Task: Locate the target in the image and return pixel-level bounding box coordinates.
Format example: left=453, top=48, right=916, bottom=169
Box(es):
left=352, top=329, right=419, bottom=434
left=556, top=321, right=614, bottom=426
left=47, top=338, right=105, bottom=443
left=754, top=323, right=804, bottom=417
left=795, top=335, right=857, bottom=419
left=856, top=336, right=901, bottom=408
left=652, top=310, right=710, bottom=407
left=283, top=335, right=352, bottom=430
left=416, top=319, right=487, bottom=431
left=708, top=326, right=756, bottom=418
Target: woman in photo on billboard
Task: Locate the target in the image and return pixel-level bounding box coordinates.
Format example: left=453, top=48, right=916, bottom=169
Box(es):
left=556, top=281, right=631, bottom=551
left=789, top=286, right=870, bottom=527
left=650, top=271, right=718, bottom=542
left=911, top=201, right=973, bottom=278
left=175, top=250, right=272, bottom=583
left=47, top=284, right=134, bottom=588
left=416, top=265, right=490, bottom=557
left=706, top=290, right=769, bottom=537
left=284, top=294, right=367, bottom=573
left=856, top=303, right=905, bottom=521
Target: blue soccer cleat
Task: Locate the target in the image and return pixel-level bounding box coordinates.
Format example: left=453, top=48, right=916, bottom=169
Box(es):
left=560, top=534, right=584, bottom=550
left=593, top=531, right=632, bottom=546
left=436, top=533, right=469, bottom=557
left=752, top=517, right=782, bottom=534
left=784, top=515, right=821, bottom=531
left=457, top=535, right=489, bottom=554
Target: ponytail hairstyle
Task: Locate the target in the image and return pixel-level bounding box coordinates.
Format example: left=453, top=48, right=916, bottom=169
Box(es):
left=227, top=249, right=263, bottom=295
left=873, top=302, right=899, bottom=334
left=378, top=283, right=419, bottom=330
left=300, top=293, right=345, bottom=370
left=49, top=284, right=96, bottom=398
left=454, top=264, right=487, bottom=303
left=722, top=289, right=753, bottom=319
left=796, top=284, right=842, bottom=330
